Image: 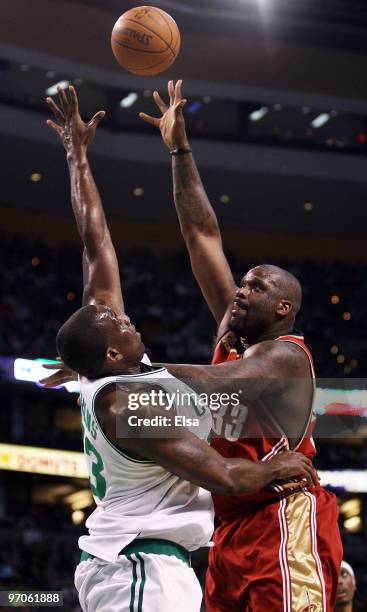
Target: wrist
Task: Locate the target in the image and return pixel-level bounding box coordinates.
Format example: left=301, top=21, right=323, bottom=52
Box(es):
left=258, top=461, right=276, bottom=487
left=170, top=147, right=192, bottom=156
left=67, top=146, right=88, bottom=164
left=170, top=134, right=190, bottom=150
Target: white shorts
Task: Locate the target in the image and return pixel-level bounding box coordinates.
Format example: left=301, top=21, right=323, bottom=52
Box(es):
left=75, top=547, right=202, bottom=612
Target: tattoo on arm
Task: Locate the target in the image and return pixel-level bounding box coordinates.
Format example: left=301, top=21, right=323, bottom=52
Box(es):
left=173, top=155, right=219, bottom=235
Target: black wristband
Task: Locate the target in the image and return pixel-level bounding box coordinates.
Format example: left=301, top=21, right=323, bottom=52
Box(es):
left=170, top=148, right=192, bottom=156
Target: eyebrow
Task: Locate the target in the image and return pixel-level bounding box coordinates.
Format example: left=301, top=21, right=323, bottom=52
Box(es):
left=242, top=276, right=267, bottom=285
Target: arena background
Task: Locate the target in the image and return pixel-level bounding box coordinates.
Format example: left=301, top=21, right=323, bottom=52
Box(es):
left=0, top=1, right=367, bottom=609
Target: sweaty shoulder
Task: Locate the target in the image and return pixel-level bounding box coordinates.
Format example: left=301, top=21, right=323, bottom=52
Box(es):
left=244, top=339, right=310, bottom=378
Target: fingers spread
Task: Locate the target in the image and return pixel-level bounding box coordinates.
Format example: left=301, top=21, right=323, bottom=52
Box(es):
left=174, top=98, right=187, bottom=115
left=46, top=119, right=63, bottom=136
left=39, top=374, right=61, bottom=386
left=57, top=85, right=70, bottom=117
left=89, top=110, right=106, bottom=127
left=139, top=112, right=160, bottom=127
left=153, top=90, right=168, bottom=114
left=69, top=85, right=79, bottom=114
left=41, top=362, right=65, bottom=370
left=174, top=79, right=183, bottom=103
left=46, top=97, right=65, bottom=123
left=168, top=80, right=174, bottom=105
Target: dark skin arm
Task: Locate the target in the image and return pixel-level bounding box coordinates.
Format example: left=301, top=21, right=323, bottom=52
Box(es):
left=97, top=386, right=318, bottom=494
left=162, top=342, right=301, bottom=394
left=47, top=86, right=124, bottom=314
left=163, top=342, right=313, bottom=448
left=39, top=342, right=277, bottom=392
left=39, top=339, right=304, bottom=395
left=140, top=80, right=236, bottom=325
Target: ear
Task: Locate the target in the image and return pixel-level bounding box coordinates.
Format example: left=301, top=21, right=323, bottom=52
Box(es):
left=106, top=347, right=123, bottom=362
left=276, top=300, right=292, bottom=317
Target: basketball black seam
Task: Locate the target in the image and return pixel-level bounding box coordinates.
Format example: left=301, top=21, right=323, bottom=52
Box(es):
left=112, top=38, right=170, bottom=55
left=154, top=9, right=173, bottom=47
left=127, top=52, right=174, bottom=72
left=120, top=18, right=175, bottom=56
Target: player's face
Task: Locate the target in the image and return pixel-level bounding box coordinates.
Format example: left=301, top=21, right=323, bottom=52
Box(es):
left=98, top=307, right=146, bottom=362
left=230, top=268, right=279, bottom=338
left=336, top=567, right=356, bottom=605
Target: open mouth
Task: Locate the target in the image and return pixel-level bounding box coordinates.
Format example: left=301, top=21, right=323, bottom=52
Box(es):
left=232, top=300, right=248, bottom=315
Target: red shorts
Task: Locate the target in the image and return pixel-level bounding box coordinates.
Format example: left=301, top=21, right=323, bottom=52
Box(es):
left=206, top=487, right=342, bottom=612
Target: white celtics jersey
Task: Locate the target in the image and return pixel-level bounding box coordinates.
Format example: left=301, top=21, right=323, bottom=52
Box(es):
left=78, top=359, right=214, bottom=562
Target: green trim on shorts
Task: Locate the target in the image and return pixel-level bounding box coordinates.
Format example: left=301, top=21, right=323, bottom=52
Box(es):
left=80, top=537, right=191, bottom=567
left=126, top=554, right=138, bottom=612
left=136, top=553, right=146, bottom=612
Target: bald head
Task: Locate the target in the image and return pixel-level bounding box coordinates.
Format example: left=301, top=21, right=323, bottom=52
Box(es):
left=256, top=264, right=302, bottom=316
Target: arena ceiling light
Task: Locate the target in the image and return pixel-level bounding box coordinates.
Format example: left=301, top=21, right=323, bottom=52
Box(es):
left=311, top=113, right=331, bottom=128
left=120, top=92, right=139, bottom=108
left=249, top=106, right=268, bottom=122
left=45, top=80, right=69, bottom=96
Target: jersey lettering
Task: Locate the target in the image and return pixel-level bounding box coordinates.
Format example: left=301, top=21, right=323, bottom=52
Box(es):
left=84, top=435, right=106, bottom=500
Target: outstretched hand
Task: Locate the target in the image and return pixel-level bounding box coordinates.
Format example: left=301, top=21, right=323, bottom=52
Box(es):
left=39, top=359, right=78, bottom=388
left=139, top=79, right=189, bottom=151
left=46, top=85, right=105, bottom=154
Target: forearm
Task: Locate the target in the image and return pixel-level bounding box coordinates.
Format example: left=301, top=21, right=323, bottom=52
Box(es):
left=173, top=152, right=220, bottom=238
left=116, top=425, right=273, bottom=495
left=163, top=361, right=273, bottom=402
left=67, top=148, right=109, bottom=253
left=225, top=458, right=276, bottom=494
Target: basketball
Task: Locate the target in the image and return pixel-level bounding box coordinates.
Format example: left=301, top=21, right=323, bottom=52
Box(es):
left=111, top=6, right=181, bottom=76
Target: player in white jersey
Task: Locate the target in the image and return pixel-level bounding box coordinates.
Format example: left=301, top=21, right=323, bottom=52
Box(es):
left=44, top=86, right=318, bottom=612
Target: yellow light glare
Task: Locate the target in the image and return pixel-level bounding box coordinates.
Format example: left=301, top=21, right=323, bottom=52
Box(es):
left=71, top=510, right=85, bottom=525
left=343, top=516, right=362, bottom=533
left=31, top=173, right=42, bottom=182
left=64, top=489, right=93, bottom=510
left=340, top=498, right=361, bottom=518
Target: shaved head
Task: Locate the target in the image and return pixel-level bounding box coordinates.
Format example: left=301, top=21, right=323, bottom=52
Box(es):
left=254, top=264, right=302, bottom=316
left=230, top=264, right=303, bottom=340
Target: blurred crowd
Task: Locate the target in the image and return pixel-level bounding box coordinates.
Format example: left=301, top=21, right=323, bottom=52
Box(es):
left=0, top=517, right=81, bottom=611
left=1, top=235, right=367, bottom=377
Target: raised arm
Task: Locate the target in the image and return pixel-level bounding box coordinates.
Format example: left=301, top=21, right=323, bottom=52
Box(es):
left=140, top=80, right=236, bottom=325
left=47, top=86, right=124, bottom=315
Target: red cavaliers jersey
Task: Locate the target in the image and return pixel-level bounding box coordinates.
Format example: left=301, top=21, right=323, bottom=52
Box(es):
left=211, top=332, right=316, bottom=520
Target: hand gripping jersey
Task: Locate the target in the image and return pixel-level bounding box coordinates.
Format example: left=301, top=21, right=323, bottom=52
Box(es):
left=78, top=361, right=214, bottom=562
left=211, top=332, right=316, bottom=519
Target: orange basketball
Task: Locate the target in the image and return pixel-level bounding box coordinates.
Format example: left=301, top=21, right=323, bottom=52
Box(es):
left=111, top=6, right=181, bottom=76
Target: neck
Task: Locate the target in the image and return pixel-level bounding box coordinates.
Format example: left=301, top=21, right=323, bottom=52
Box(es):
left=102, top=361, right=142, bottom=377
left=245, top=323, right=295, bottom=346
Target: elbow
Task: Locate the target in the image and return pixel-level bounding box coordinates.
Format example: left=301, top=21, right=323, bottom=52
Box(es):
left=182, top=224, right=221, bottom=246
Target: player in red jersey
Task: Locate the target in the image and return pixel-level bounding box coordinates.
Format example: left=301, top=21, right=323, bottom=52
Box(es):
left=139, top=80, right=343, bottom=612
